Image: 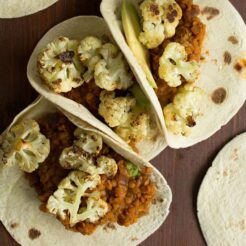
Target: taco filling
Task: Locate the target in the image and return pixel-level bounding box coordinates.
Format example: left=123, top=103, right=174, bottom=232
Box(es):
left=0, top=113, right=156, bottom=235
left=121, top=0, right=206, bottom=136
left=37, top=36, right=159, bottom=152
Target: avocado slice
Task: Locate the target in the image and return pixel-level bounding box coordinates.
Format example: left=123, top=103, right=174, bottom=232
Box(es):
left=121, top=0, right=157, bottom=89
left=130, top=84, right=150, bottom=108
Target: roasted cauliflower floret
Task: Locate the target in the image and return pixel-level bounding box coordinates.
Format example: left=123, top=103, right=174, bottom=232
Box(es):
left=60, top=147, right=118, bottom=177
left=159, top=42, right=199, bottom=87
left=164, top=104, right=190, bottom=135
left=59, top=145, right=94, bottom=170
left=162, top=1, right=182, bottom=38
left=96, top=156, right=118, bottom=177
left=60, top=129, right=117, bottom=177
left=78, top=36, right=102, bottom=62
left=38, top=37, right=84, bottom=93
left=115, top=112, right=152, bottom=143
left=99, top=91, right=136, bottom=128
left=174, top=84, right=203, bottom=119
left=164, top=84, right=204, bottom=136
left=0, top=119, right=50, bottom=172
left=139, top=0, right=164, bottom=49
left=78, top=37, right=133, bottom=90
left=94, top=44, right=134, bottom=91
left=139, top=0, right=182, bottom=49
left=99, top=43, right=119, bottom=60
left=79, top=194, right=108, bottom=223
left=74, top=128, right=103, bottom=155
left=78, top=36, right=102, bottom=82
left=47, top=171, right=108, bottom=226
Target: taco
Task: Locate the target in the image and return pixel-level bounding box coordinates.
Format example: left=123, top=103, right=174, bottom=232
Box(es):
left=197, top=132, right=246, bottom=245
left=27, top=16, right=167, bottom=160
left=0, top=0, right=58, bottom=18
left=0, top=97, right=171, bottom=246
left=100, top=0, right=246, bottom=148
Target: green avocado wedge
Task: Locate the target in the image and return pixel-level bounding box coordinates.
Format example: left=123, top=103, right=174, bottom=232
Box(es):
left=130, top=84, right=150, bottom=108
left=121, top=0, right=157, bottom=89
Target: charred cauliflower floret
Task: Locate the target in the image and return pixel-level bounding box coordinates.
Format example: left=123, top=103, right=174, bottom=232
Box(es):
left=60, top=129, right=117, bottom=177
left=74, top=128, right=103, bottom=155
left=162, top=1, right=182, bottom=38
left=99, top=43, right=119, bottom=60
left=164, top=104, right=190, bottom=135
left=60, top=147, right=117, bottom=177
left=96, top=156, right=118, bottom=177
left=78, top=36, right=102, bottom=82
left=78, top=36, right=102, bottom=62
left=139, top=0, right=182, bottom=49
left=0, top=119, right=50, bottom=172
left=78, top=37, right=134, bottom=90
left=47, top=171, right=108, bottom=226
left=38, top=37, right=84, bottom=93
left=94, top=43, right=134, bottom=91
left=139, top=0, right=164, bottom=49
left=98, top=90, right=136, bottom=128
left=159, top=42, right=199, bottom=87
left=164, top=84, right=204, bottom=136
left=116, top=112, right=152, bottom=143
left=59, top=145, right=94, bottom=170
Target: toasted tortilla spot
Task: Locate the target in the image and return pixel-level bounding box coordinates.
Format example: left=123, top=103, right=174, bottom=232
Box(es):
left=28, top=228, right=41, bottom=240
left=234, top=63, right=243, bottom=72
left=224, top=51, right=232, bottom=65
left=107, top=223, right=116, bottom=230
left=103, top=223, right=116, bottom=232
left=211, top=88, right=227, bottom=104
left=201, top=7, right=220, bottom=20
left=230, top=148, right=239, bottom=161
left=200, top=56, right=205, bottom=61
left=228, top=36, right=239, bottom=45
left=131, top=236, right=138, bottom=241
left=239, top=220, right=245, bottom=231
left=150, top=4, right=160, bottom=15
left=234, top=58, right=246, bottom=74
left=186, top=116, right=196, bottom=127
left=152, top=199, right=157, bottom=205
left=10, top=223, right=19, bottom=229
left=223, top=170, right=228, bottom=176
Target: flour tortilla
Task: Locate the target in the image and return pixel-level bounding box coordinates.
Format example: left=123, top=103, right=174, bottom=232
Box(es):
left=197, top=133, right=246, bottom=245
left=0, top=0, right=58, bottom=18
left=100, top=0, right=246, bottom=148
left=0, top=96, right=172, bottom=246
left=27, top=16, right=167, bottom=161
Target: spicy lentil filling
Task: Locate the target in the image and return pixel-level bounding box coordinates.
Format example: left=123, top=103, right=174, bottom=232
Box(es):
left=63, top=80, right=102, bottom=119
left=150, top=0, right=206, bottom=107
left=26, top=113, right=156, bottom=235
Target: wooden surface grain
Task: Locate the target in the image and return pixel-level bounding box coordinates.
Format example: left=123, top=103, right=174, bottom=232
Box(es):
left=0, top=0, right=245, bottom=245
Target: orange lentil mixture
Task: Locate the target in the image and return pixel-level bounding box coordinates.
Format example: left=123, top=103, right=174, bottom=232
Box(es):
left=63, top=80, right=102, bottom=119
left=26, top=113, right=156, bottom=235
left=150, top=0, right=206, bottom=107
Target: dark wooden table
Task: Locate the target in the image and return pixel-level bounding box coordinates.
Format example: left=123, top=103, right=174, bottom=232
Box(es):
left=0, top=0, right=245, bottom=245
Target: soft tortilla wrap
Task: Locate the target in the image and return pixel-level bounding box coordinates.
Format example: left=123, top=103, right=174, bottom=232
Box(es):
left=0, top=0, right=58, bottom=18
left=197, top=132, right=246, bottom=245
left=100, top=0, right=246, bottom=148
left=27, top=16, right=167, bottom=161
left=0, top=96, right=172, bottom=246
